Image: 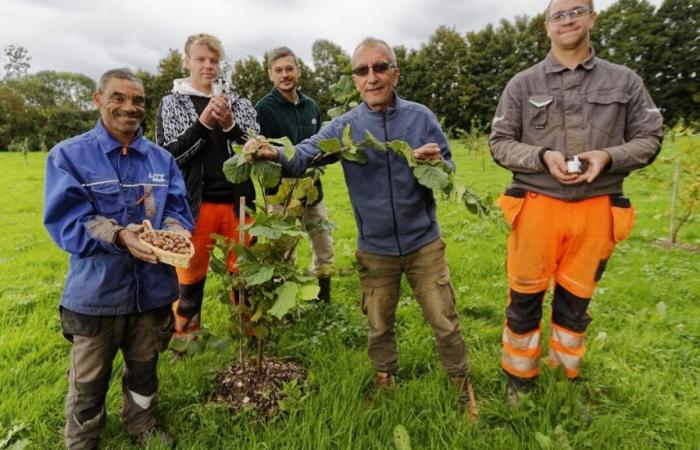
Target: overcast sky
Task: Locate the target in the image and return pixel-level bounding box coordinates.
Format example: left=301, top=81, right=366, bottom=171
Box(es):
left=1, top=0, right=662, bottom=80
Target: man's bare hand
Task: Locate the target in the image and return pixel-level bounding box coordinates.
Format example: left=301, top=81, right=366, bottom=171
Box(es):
left=210, top=96, right=235, bottom=130
left=577, top=150, right=611, bottom=183
left=413, top=143, right=442, bottom=161
left=243, top=137, right=277, bottom=161
left=117, top=229, right=158, bottom=264
left=199, top=100, right=218, bottom=129
left=543, top=150, right=584, bottom=185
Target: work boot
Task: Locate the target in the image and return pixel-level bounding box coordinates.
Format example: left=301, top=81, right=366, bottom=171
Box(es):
left=375, top=371, right=396, bottom=390
left=506, top=374, right=534, bottom=408
left=131, top=425, right=175, bottom=448
left=450, top=376, right=479, bottom=421
left=318, top=276, right=331, bottom=303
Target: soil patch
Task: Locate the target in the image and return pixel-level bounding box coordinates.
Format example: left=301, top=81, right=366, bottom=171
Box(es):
left=212, top=358, right=305, bottom=416
left=654, top=238, right=700, bottom=254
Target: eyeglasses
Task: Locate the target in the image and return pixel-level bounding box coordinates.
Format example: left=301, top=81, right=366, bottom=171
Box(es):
left=351, top=62, right=394, bottom=77
left=546, top=6, right=592, bottom=24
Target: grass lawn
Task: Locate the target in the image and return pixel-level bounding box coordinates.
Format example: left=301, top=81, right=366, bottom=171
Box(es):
left=0, top=137, right=698, bottom=449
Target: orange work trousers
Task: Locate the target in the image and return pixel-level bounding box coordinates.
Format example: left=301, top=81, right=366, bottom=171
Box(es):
left=497, top=189, right=634, bottom=379
left=173, top=202, right=251, bottom=338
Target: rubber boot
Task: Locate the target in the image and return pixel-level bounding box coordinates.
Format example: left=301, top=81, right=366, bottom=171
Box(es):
left=318, top=276, right=331, bottom=303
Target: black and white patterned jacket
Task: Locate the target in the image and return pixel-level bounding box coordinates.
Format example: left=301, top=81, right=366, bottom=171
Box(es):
left=156, top=79, right=259, bottom=218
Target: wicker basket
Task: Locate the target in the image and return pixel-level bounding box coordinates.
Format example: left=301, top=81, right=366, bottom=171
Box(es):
left=138, top=220, right=194, bottom=268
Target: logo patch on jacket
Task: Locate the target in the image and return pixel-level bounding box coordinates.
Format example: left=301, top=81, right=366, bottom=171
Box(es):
left=312, top=118, right=317, bottom=125
left=149, top=172, right=166, bottom=183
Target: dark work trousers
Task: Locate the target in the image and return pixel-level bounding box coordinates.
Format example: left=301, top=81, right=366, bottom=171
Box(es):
left=61, top=306, right=173, bottom=449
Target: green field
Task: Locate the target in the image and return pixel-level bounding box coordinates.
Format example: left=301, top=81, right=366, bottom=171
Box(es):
left=1, top=139, right=699, bottom=449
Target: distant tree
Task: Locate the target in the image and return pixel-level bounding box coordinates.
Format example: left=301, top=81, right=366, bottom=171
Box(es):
left=464, top=14, right=548, bottom=132
left=0, top=84, right=32, bottom=150
left=311, top=39, right=351, bottom=119
left=137, top=49, right=186, bottom=138
left=230, top=55, right=269, bottom=104
left=400, top=26, right=470, bottom=134
left=297, top=58, right=321, bottom=103
left=2, top=44, right=31, bottom=80
left=592, top=0, right=666, bottom=116
left=645, top=0, right=700, bottom=125
left=0, top=70, right=97, bottom=150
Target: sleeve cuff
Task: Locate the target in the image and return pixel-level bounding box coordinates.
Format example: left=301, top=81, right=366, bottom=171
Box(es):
left=538, top=147, right=551, bottom=171
left=197, top=119, right=213, bottom=132
left=224, top=124, right=245, bottom=143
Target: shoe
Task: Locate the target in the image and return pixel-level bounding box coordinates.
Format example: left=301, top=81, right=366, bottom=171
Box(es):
left=506, top=375, right=534, bottom=408
left=318, top=276, right=331, bottom=303
left=450, top=376, right=479, bottom=421
left=131, top=425, right=175, bottom=447
left=375, top=371, right=396, bottom=390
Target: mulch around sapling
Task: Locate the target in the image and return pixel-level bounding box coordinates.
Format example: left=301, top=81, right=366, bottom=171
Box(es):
left=212, top=358, right=306, bottom=416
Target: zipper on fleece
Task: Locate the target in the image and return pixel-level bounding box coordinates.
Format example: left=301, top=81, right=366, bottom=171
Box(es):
left=383, top=113, right=402, bottom=255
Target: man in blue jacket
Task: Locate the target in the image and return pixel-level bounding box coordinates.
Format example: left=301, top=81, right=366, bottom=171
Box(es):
left=44, top=68, right=194, bottom=448
left=253, top=37, right=475, bottom=416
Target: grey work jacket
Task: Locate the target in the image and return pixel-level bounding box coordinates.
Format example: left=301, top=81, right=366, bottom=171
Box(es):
left=489, top=50, right=663, bottom=201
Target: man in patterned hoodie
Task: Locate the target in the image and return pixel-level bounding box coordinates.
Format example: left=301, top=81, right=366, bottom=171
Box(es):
left=156, top=33, right=259, bottom=346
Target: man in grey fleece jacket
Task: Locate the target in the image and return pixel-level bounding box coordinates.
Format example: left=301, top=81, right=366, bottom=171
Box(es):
left=254, top=37, right=476, bottom=417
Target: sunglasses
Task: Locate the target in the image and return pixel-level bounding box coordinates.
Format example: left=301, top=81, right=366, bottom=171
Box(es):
left=351, top=62, right=394, bottom=77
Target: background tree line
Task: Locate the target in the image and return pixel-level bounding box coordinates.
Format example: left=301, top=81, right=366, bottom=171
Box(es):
left=0, top=0, right=697, bottom=151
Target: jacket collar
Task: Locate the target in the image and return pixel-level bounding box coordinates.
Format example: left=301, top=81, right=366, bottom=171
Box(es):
left=270, top=87, right=307, bottom=105
left=545, top=48, right=597, bottom=73
left=359, top=91, right=402, bottom=119
left=94, top=120, right=148, bottom=155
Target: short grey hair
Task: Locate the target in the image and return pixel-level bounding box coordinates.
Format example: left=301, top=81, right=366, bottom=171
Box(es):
left=267, top=46, right=298, bottom=68
left=352, top=37, right=397, bottom=68
left=97, top=68, right=142, bottom=93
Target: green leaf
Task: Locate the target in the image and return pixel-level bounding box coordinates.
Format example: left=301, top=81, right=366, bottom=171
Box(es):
left=268, top=136, right=295, bottom=159
left=268, top=282, right=299, bottom=319
left=249, top=225, right=282, bottom=240
left=534, top=432, right=553, bottom=449
left=327, top=106, right=345, bottom=119
left=319, top=138, right=342, bottom=155
left=244, top=266, right=274, bottom=286
left=340, top=148, right=368, bottom=164
left=363, top=130, right=387, bottom=152
left=297, top=283, right=320, bottom=301
left=393, top=425, right=412, bottom=450
left=252, top=160, right=282, bottom=188
left=387, top=140, right=417, bottom=167
left=223, top=153, right=251, bottom=184
left=413, top=163, right=451, bottom=191
left=306, top=185, right=319, bottom=205
left=341, top=123, right=355, bottom=151
left=252, top=325, right=269, bottom=339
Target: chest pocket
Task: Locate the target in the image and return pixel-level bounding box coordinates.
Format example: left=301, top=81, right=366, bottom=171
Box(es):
left=586, top=90, right=630, bottom=138
left=527, top=95, right=560, bottom=138
left=89, top=182, right=125, bottom=216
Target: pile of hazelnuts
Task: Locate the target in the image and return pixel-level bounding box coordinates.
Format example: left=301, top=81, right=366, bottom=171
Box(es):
left=141, top=231, right=191, bottom=255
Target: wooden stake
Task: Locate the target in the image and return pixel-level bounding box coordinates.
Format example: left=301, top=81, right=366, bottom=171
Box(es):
left=670, top=159, right=680, bottom=244
left=239, top=196, right=246, bottom=368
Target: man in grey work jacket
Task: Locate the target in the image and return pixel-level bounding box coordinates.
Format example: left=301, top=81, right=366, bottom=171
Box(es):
left=490, top=0, right=663, bottom=406
left=44, top=68, right=194, bottom=448
left=253, top=37, right=475, bottom=416
left=255, top=46, right=334, bottom=303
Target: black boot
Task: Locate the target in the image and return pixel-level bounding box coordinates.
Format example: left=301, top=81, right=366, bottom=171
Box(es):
left=506, top=374, right=535, bottom=408
left=318, top=276, right=331, bottom=303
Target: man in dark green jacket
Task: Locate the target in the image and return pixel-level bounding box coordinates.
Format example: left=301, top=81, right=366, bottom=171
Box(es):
left=255, top=46, right=334, bottom=302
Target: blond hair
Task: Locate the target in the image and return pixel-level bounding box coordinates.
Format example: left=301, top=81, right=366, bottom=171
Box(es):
left=184, top=33, right=225, bottom=60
